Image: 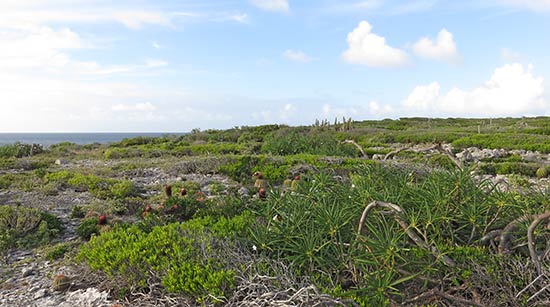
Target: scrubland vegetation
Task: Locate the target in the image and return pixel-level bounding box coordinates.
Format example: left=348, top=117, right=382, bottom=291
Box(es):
left=1, top=117, right=550, bottom=306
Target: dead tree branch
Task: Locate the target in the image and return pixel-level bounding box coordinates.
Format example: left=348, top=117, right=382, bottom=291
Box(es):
left=342, top=140, right=369, bottom=159
left=499, top=214, right=536, bottom=254
left=383, top=143, right=463, bottom=170
left=528, top=212, right=550, bottom=274
left=357, top=200, right=456, bottom=267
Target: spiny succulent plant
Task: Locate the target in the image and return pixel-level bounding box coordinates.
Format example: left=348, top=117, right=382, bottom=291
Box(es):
left=165, top=184, right=172, bottom=197
left=258, top=188, right=267, bottom=200
left=52, top=274, right=71, bottom=292
left=98, top=214, right=107, bottom=225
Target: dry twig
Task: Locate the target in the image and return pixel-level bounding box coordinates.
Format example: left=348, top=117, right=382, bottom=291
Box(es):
left=528, top=212, right=550, bottom=274
left=357, top=200, right=456, bottom=267
left=342, top=140, right=369, bottom=159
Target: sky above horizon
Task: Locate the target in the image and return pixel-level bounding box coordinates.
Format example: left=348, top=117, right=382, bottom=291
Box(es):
left=1, top=0, right=549, bottom=132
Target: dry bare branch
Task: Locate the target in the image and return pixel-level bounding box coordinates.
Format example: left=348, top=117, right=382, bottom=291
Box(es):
left=357, top=200, right=456, bottom=267
left=342, top=140, right=369, bottom=159
left=528, top=212, right=550, bottom=274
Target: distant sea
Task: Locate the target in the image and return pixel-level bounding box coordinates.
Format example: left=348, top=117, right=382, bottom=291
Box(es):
left=0, top=133, right=185, bottom=147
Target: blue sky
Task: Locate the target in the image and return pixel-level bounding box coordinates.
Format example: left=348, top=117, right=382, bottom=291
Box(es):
left=0, top=0, right=549, bottom=132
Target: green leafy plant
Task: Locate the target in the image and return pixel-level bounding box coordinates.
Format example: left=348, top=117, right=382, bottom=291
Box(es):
left=0, top=205, right=63, bottom=252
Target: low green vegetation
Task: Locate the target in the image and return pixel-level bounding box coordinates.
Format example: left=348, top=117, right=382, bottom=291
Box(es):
left=0, top=205, right=63, bottom=253
left=44, top=171, right=136, bottom=199
left=2, top=116, right=550, bottom=306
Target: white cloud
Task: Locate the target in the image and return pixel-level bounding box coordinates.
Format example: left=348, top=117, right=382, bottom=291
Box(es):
left=145, top=59, right=168, bottom=68
left=230, top=13, right=249, bottom=23
left=282, top=50, right=315, bottom=63
left=493, top=0, right=550, bottom=11
left=0, top=25, right=86, bottom=70
left=342, top=21, right=408, bottom=68
left=412, top=29, right=460, bottom=64
left=403, top=63, right=547, bottom=116
left=250, top=0, right=290, bottom=12
left=152, top=41, right=163, bottom=49
left=368, top=101, right=394, bottom=115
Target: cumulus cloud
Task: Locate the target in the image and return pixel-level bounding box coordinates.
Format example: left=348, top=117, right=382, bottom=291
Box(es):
left=282, top=50, right=315, bottom=63
left=412, top=29, right=460, bottom=64
left=0, top=25, right=86, bottom=70
left=342, top=21, right=408, bottom=68
left=403, top=63, right=547, bottom=116
left=368, top=101, right=394, bottom=115
left=250, top=0, right=290, bottom=12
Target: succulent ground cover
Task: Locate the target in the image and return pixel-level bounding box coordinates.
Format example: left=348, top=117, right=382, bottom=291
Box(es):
left=1, top=116, right=549, bottom=306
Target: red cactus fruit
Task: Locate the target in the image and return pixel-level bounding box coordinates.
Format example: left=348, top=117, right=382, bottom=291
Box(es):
left=98, top=214, right=107, bottom=225
left=144, top=205, right=152, bottom=213
left=165, top=185, right=172, bottom=197
left=294, top=175, right=300, bottom=181
left=180, top=187, right=187, bottom=196
left=258, top=188, right=267, bottom=200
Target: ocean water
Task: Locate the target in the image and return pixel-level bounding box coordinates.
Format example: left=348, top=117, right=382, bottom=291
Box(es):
left=0, top=133, right=184, bottom=147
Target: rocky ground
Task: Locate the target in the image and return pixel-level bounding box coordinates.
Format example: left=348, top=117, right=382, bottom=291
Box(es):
left=0, top=161, right=242, bottom=307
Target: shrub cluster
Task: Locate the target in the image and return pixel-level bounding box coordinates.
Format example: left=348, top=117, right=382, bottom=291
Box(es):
left=0, top=205, right=63, bottom=252
left=45, top=171, right=136, bottom=199
left=78, top=212, right=254, bottom=303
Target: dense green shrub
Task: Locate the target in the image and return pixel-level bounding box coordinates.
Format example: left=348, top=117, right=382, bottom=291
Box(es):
left=45, top=171, right=136, bottom=199
left=78, top=215, right=253, bottom=303
left=536, top=167, right=549, bottom=178
left=76, top=217, right=100, bottom=240
left=0, top=143, right=44, bottom=158
left=261, top=129, right=358, bottom=157
left=452, top=133, right=550, bottom=153
left=0, top=205, right=63, bottom=252
left=109, top=180, right=137, bottom=199
left=248, top=165, right=547, bottom=305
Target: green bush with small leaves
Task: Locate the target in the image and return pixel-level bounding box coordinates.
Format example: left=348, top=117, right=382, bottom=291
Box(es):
left=76, top=217, right=100, bottom=240
left=0, top=205, right=63, bottom=252
left=77, top=213, right=253, bottom=303
left=536, top=167, right=548, bottom=178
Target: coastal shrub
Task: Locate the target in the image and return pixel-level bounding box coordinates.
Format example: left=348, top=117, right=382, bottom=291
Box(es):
left=261, top=129, right=358, bottom=157
left=218, top=155, right=259, bottom=182
left=494, top=162, right=538, bottom=177
left=76, top=217, right=100, bottom=240
left=248, top=164, right=545, bottom=305
left=44, top=242, right=72, bottom=260
left=70, top=205, right=85, bottom=219
left=78, top=219, right=244, bottom=303
left=0, top=176, right=11, bottom=189
left=0, top=143, right=44, bottom=158
left=0, top=205, right=63, bottom=251
left=109, top=180, right=136, bottom=199
left=45, top=170, right=136, bottom=199
left=536, top=167, right=548, bottom=178
left=452, top=133, right=550, bottom=153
